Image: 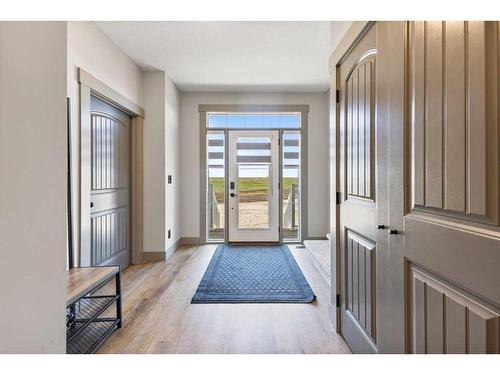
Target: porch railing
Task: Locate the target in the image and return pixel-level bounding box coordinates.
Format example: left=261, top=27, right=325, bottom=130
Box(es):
left=208, top=183, right=221, bottom=230
left=283, top=183, right=299, bottom=229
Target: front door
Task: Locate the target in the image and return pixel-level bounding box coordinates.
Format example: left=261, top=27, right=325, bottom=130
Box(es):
left=338, top=23, right=387, bottom=353
left=88, top=96, right=131, bottom=269
left=228, top=130, right=279, bottom=242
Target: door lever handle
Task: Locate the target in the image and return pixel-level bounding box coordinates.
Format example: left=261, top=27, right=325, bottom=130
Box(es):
left=388, top=229, right=399, bottom=235
left=230, top=193, right=238, bottom=197
left=377, top=224, right=387, bottom=230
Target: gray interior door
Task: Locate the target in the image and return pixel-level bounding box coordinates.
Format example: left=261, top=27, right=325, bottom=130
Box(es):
left=338, top=23, right=388, bottom=353
left=89, top=96, right=131, bottom=269
left=387, top=21, right=500, bottom=354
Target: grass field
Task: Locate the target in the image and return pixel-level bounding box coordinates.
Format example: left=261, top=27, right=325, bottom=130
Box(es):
left=208, top=177, right=298, bottom=203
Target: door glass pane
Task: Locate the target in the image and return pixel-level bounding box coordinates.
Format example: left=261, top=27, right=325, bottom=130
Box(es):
left=207, top=113, right=301, bottom=129
left=238, top=164, right=270, bottom=229
left=236, top=136, right=271, bottom=229
left=283, top=131, right=301, bottom=241
left=207, top=132, right=225, bottom=241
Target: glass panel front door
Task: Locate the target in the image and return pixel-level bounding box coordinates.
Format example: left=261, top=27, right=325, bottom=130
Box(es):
left=228, top=131, right=279, bottom=242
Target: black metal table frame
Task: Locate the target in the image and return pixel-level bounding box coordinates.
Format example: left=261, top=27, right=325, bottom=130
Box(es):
left=66, top=267, right=122, bottom=354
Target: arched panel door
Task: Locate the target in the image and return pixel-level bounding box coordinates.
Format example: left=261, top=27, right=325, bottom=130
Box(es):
left=338, top=23, right=390, bottom=353
left=86, top=96, right=131, bottom=269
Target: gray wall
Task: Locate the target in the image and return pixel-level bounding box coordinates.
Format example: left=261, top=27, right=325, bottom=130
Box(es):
left=0, top=22, right=67, bottom=353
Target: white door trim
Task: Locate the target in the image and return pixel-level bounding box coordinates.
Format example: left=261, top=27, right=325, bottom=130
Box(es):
left=227, top=130, right=280, bottom=242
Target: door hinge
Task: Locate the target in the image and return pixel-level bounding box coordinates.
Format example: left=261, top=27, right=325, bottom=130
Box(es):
left=336, top=89, right=340, bottom=103
left=336, top=191, right=341, bottom=205
left=336, top=294, right=340, bottom=307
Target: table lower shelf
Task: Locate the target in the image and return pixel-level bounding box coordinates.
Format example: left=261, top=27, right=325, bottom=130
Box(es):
left=65, top=266, right=122, bottom=354
left=67, top=318, right=120, bottom=354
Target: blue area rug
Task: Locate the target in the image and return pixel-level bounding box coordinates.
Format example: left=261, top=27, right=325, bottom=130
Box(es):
left=191, top=244, right=315, bottom=303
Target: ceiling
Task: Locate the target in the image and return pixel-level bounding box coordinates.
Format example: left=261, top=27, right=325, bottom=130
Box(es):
left=96, top=21, right=332, bottom=92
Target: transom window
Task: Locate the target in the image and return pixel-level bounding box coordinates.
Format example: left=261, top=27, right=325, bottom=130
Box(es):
left=207, top=112, right=301, bottom=129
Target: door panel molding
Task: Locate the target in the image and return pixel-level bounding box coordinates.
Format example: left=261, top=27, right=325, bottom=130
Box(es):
left=342, top=308, right=378, bottom=353
left=407, top=21, right=499, bottom=226
left=407, top=262, right=500, bottom=353
left=345, top=54, right=376, bottom=202
left=91, top=207, right=128, bottom=265
left=345, top=229, right=377, bottom=342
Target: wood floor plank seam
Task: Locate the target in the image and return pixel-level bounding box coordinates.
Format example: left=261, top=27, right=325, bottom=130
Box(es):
left=96, top=244, right=350, bottom=354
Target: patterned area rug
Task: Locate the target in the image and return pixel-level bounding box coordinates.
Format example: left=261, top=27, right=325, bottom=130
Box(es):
left=191, top=244, right=315, bottom=303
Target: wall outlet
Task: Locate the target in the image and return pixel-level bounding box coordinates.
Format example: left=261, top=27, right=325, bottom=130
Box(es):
left=168, top=229, right=171, bottom=239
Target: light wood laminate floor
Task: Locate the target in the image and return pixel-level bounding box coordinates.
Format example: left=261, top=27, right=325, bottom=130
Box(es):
left=97, top=244, right=351, bottom=354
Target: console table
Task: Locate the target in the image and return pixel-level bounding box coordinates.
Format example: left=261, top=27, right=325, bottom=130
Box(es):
left=65, top=266, right=122, bottom=354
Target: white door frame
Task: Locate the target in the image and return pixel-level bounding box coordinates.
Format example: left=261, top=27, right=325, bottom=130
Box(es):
left=227, top=130, right=280, bottom=243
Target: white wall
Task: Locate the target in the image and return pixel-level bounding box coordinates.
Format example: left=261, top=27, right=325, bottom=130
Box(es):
left=165, top=77, right=181, bottom=250
left=142, top=71, right=181, bottom=254
left=142, top=72, right=166, bottom=252
left=330, top=22, right=353, bottom=53
left=179, top=92, right=330, bottom=239
left=67, top=22, right=144, bottom=264
left=0, top=22, right=67, bottom=353
left=67, top=22, right=143, bottom=106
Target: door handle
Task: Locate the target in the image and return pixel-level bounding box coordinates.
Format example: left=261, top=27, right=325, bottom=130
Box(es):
left=230, top=193, right=238, bottom=197
left=90, top=202, right=94, bottom=208
left=377, top=224, right=387, bottom=230
left=388, top=229, right=400, bottom=235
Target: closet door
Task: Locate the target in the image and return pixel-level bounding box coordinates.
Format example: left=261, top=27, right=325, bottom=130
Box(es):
left=388, top=21, right=500, bottom=353
left=85, top=96, right=131, bottom=269
left=337, top=23, right=392, bottom=353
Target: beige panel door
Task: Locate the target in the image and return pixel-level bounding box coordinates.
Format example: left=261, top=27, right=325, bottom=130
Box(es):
left=387, top=21, right=500, bottom=353
left=338, top=23, right=390, bottom=353
left=88, top=96, right=131, bottom=269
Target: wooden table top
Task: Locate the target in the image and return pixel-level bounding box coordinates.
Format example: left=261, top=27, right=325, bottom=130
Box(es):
left=65, top=266, right=119, bottom=306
